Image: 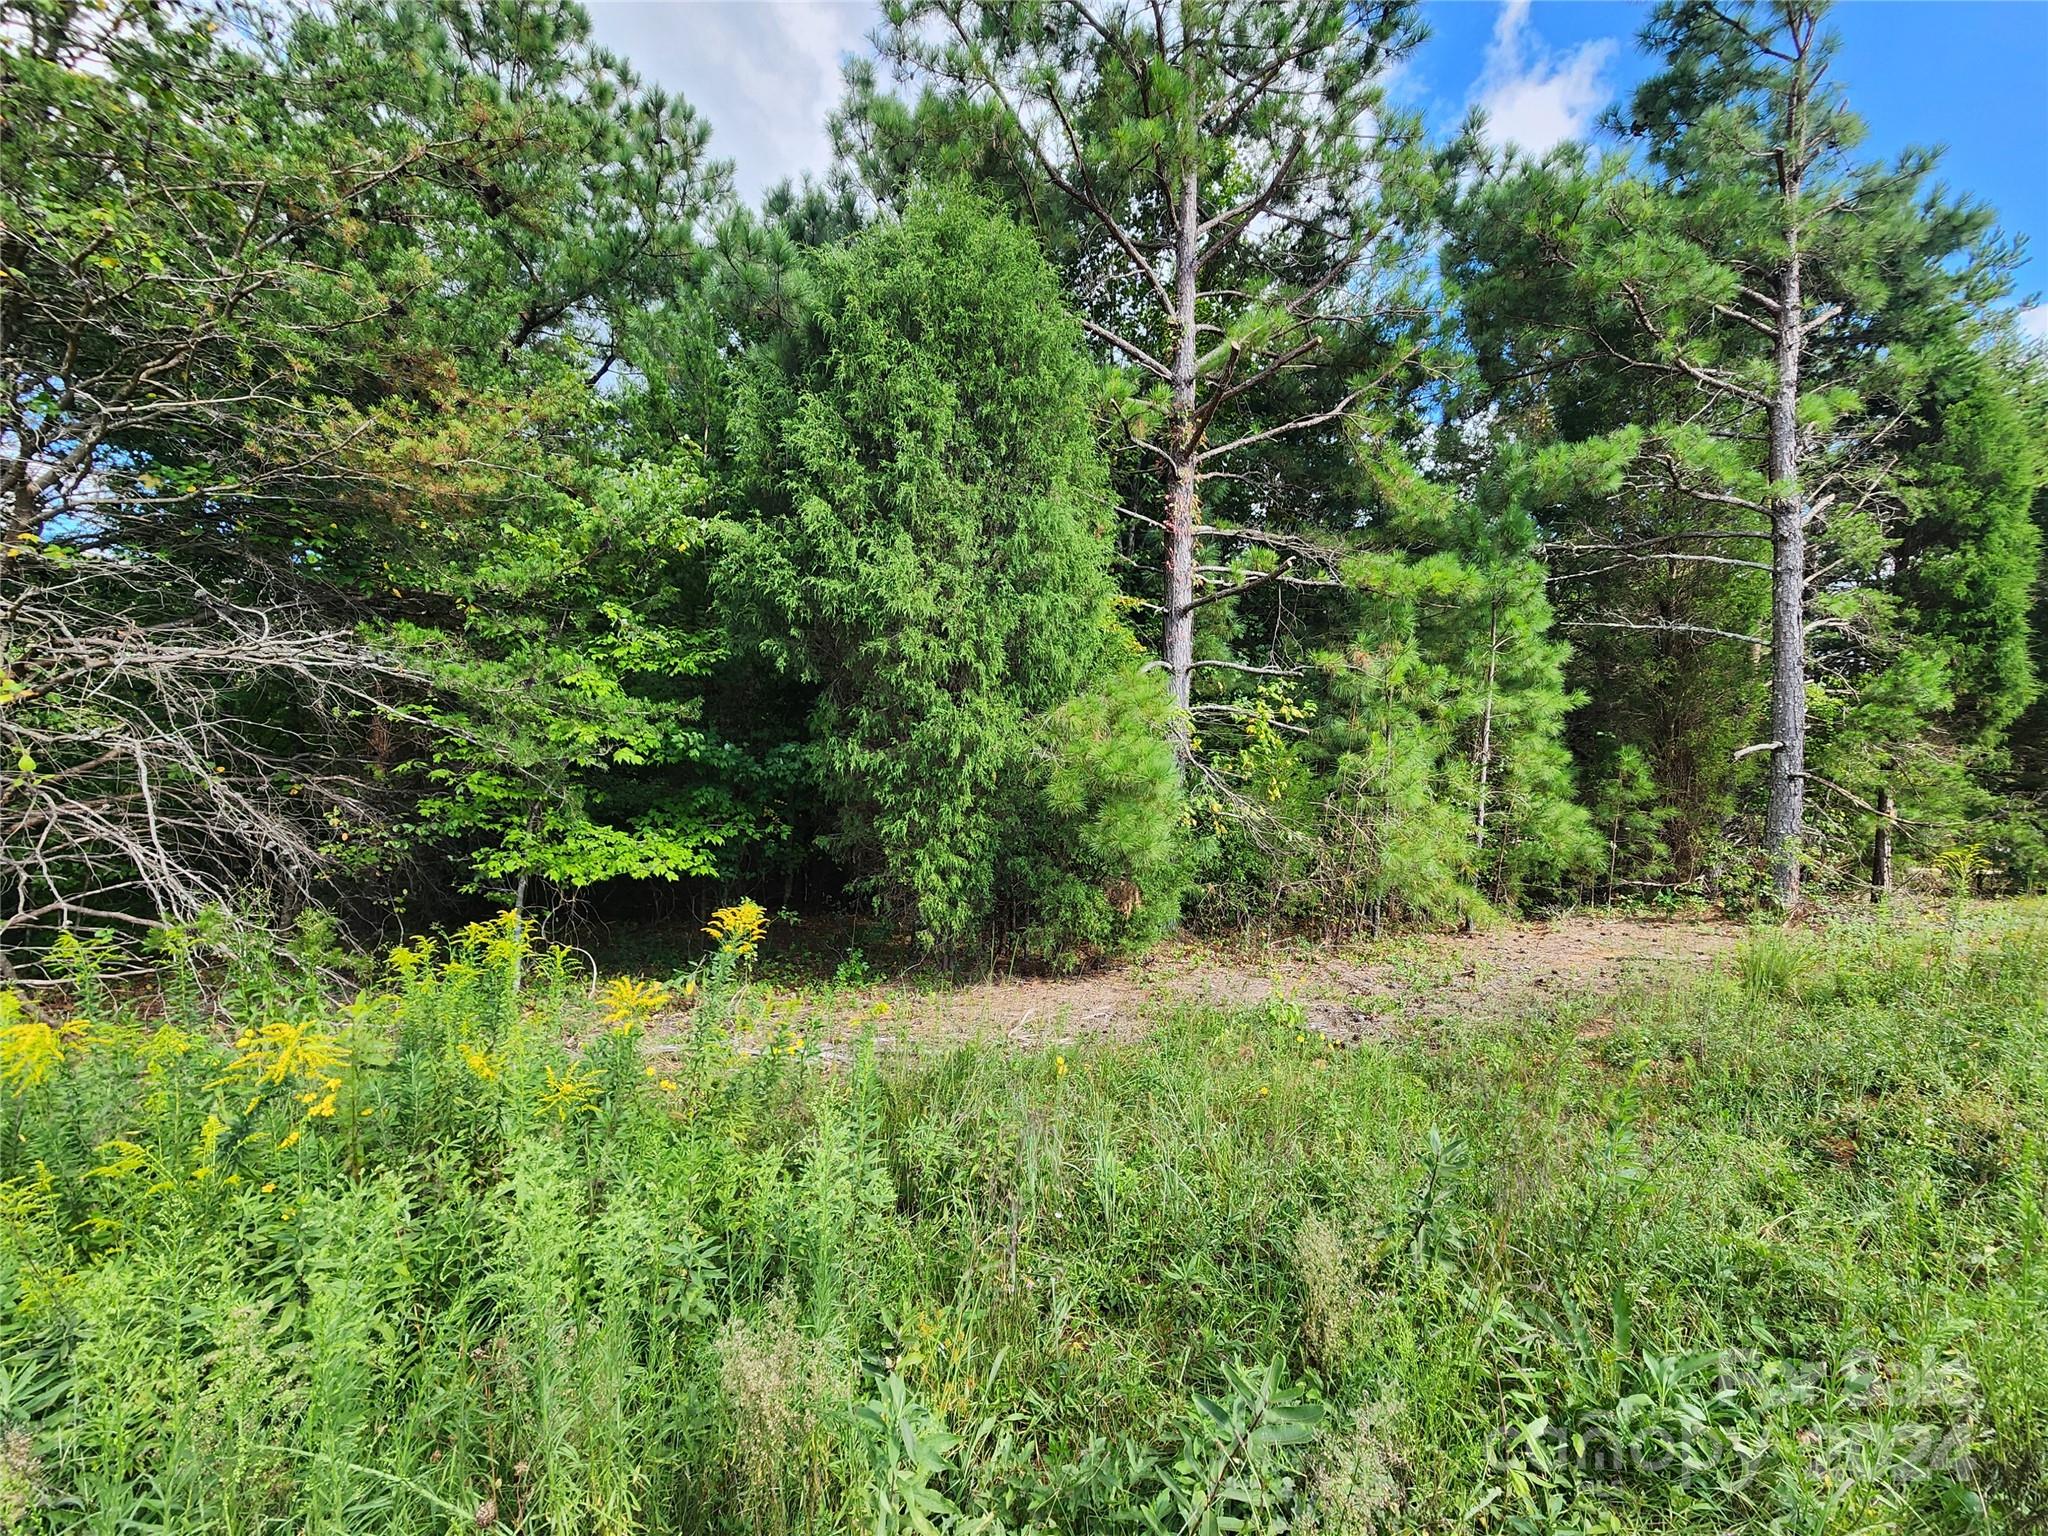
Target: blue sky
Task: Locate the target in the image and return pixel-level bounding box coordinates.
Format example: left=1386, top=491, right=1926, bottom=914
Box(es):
left=1407, top=0, right=2048, bottom=324
left=588, top=0, right=2048, bottom=332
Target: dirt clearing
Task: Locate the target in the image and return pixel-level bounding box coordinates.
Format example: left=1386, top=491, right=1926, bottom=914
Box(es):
left=641, top=912, right=1746, bottom=1057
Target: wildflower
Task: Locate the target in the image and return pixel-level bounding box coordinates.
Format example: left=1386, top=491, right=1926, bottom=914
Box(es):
left=359, top=1106, right=374, bottom=1117
left=142, top=1025, right=196, bottom=1066
left=307, top=1094, right=337, bottom=1118
left=261, top=1182, right=276, bottom=1194
left=195, top=1113, right=230, bottom=1168
left=88, top=1140, right=147, bottom=1179
left=1257, top=1085, right=1271, bottom=1098
left=658, top=1079, right=677, bottom=1093
left=703, top=899, right=770, bottom=960
left=221, top=1020, right=348, bottom=1089
left=538, top=1063, right=600, bottom=1120
left=600, top=976, right=672, bottom=1030
left=0, top=997, right=86, bottom=1095
left=458, top=1041, right=501, bottom=1082
left=1054, top=1054, right=1068, bottom=1079
left=484, top=911, right=524, bottom=966
left=643, top=1065, right=656, bottom=1079
left=277, top=1128, right=302, bottom=1151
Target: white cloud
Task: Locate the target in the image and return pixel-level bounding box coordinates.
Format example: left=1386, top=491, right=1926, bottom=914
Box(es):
left=2018, top=304, right=2048, bottom=345
left=1471, top=0, right=1617, bottom=156
left=587, top=1, right=880, bottom=205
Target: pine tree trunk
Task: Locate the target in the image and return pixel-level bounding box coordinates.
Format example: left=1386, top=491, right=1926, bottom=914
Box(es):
left=1161, top=167, right=1201, bottom=752
left=1870, top=786, right=1893, bottom=901
left=1763, top=256, right=1808, bottom=910
left=1474, top=602, right=1499, bottom=850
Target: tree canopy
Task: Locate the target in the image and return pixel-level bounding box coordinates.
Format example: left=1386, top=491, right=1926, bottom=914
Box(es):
left=4, top=0, right=2043, bottom=977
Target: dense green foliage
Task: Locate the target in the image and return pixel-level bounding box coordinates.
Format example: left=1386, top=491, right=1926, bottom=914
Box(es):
left=0, top=907, right=2042, bottom=1529
left=1447, top=0, right=2043, bottom=902
left=721, top=194, right=1186, bottom=955
left=7, top=2, right=2047, bottom=1528
left=4, top=0, right=2044, bottom=971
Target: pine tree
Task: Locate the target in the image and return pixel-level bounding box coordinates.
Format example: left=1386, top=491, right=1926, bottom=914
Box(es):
left=861, top=0, right=1434, bottom=747
left=1453, top=0, right=2015, bottom=907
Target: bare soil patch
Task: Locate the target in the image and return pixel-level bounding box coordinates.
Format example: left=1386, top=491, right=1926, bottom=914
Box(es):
left=646, top=912, right=1744, bottom=1058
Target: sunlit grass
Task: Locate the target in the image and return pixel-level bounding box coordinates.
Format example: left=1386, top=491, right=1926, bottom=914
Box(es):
left=0, top=906, right=2041, bottom=1532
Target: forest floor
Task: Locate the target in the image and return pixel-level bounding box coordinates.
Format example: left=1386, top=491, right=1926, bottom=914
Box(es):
left=625, top=909, right=1751, bottom=1058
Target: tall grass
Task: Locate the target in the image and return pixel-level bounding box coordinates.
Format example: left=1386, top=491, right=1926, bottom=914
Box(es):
left=0, top=907, right=2042, bottom=1532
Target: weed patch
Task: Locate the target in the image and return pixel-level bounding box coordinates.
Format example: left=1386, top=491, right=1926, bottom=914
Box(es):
left=0, top=908, right=2041, bottom=1531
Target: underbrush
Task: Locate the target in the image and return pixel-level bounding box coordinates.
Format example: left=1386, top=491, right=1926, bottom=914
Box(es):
left=0, top=908, right=2042, bottom=1533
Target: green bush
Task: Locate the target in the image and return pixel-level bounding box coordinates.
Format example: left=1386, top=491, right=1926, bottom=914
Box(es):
left=722, top=188, right=1182, bottom=958
left=1000, top=665, right=1195, bottom=969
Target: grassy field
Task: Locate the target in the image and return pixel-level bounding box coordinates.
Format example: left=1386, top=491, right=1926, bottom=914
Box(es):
left=0, top=903, right=2042, bottom=1533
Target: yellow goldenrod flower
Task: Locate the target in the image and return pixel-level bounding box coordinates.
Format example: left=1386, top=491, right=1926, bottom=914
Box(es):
left=703, top=899, right=769, bottom=960
left=0, top=997, right=86, bottom=1095
left=143, top=1025, right=196, bottom=1066
left=87, top=1140, right=147, bottom=1179
left=276, top=1129, right=302, bottom=1151
left=458, top=1041, right=501, bottom=1082
left=221, top=1020, right=348, bottom=1090
left=600, top=976, right=672, bottom=1030
left=197, top=1113, right=229, bottom=1161
left=537, top=1063, right=600, bottom=1120
left=261, top=1182, right=276, bottom=1194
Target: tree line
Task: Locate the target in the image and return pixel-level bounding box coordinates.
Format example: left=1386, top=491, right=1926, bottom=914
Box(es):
left=4, top=0, right=2042, bottom=974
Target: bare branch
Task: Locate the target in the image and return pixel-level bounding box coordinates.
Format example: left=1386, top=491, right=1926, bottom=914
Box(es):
left=1562, top=618, right=1765, bottom=646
